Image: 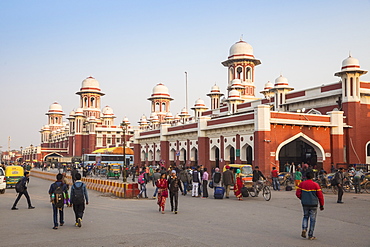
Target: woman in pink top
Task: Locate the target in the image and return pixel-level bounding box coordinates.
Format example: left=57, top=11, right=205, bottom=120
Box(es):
left=202, top=168, right=209, bottom=198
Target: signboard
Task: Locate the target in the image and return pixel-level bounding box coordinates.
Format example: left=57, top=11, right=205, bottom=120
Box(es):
left=325, top=153, right=331, bottom=157
left=270, top=152, right=276, bottom=156
left=176, top=151, right=180, bottom=156
left=236, top=149, right=240, bottom=157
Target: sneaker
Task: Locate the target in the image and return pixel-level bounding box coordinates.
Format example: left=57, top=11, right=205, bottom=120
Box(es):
left=28, top=206, right=35, bottom=209
left=77, top=218, right=82, bottom=227
left=301, top=230, right=307, bottom=238
left=60, top=223, right=64, bottom=226
left=337, top=201, right=344, bottom=204
left=175, top=211, right=178, bottom=214
left=308, top=236, right=316, bottom=240
left=11, top=207, right=18, bottom=210
left=75, top=222, right=79, bottom=227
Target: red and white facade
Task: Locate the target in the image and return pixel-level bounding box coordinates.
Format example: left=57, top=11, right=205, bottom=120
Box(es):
left=134, top=40, right=370, bottom=175
left=38, top=77, right=132, bottom=163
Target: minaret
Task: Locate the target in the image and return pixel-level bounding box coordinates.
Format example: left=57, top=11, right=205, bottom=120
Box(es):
left=101, top=106, right=116, bottom=126
left=335, top=55, right=367, bottom=103
left=147, top=83, right=173, bottom=123
left=45, top=102, right=65, bottom=132
left=76, top=76, right=105, bottom=119
left=269, top=75, right=294, bottom=111
left=207, top=84, right=224, bottom=110
left=191, top=98, right=208, bottom=120
left=225, top=89, right=244, bottom=114
left=222, top=39, right=261, bottom=101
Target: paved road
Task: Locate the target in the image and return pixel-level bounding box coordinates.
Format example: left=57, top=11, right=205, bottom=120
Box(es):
left=0, top=176, right=369, bottom=247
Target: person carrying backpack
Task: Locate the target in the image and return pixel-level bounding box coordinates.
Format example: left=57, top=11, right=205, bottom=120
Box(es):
left=11, top=171, right=35, bottom=210
left=70, top=173, right=89, bottom=227
left=137, top=170, right=148, bottom=198
left=49, top=173, right=69, bottom=230
left=167, top=170, right=183, bottom=214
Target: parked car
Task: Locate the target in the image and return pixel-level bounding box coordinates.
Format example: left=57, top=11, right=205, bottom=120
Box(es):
left=0, top=167, right=6, bottom=194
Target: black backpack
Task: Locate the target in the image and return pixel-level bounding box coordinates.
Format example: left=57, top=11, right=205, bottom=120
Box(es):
left=73, top=183, right=85, bottom=205
left=213, top=172, right=221, bottom=184
left=53, top=183, right=65, bottom=208
left=15, top=178, right=25, bottom=193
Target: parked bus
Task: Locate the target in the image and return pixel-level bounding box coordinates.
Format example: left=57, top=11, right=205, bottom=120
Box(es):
left=83, top=153, right=134, bottom=167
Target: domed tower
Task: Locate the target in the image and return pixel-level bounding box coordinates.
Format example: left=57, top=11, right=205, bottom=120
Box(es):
left=260, top=81, right=275, bottom=100
left=76, top=76, right=105, bottom=119
left=270, top=75, right=294, bottom=111
left=335, top=55, right=367, bottom=103
left=225, top=89, right=244, bottom=114
left=101, top=105, right=116, bottom=126
left=147, top=83, right=173, bottom=123
left=191, top=98, right=208, bottom=120
left=222, top=39, right=261, bottom=101
left=45, top=102, right=65, bottom=131
left=207, top=84, right=224, bottom=110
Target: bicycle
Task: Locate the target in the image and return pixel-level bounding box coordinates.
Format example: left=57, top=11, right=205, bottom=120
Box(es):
left=249, top=180, right=271, bottom=201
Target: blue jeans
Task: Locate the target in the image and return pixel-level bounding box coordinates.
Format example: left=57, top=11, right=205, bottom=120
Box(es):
left=272, top=177, right=280, bottom=191
left=182, top=181, right=188, bottom=195
left=52, top=204, right=64, bottom=227
left=153, top=187, right=158, bottom=197
left=302, top=206, right=317, bottom=237
left=138, top=183, right=147, bottom=198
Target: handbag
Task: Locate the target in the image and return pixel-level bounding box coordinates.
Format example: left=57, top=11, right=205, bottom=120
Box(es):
left=209, top=180, right=214, bottom=188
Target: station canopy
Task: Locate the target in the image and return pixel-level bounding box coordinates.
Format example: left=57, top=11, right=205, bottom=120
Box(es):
left=92, top=146, right=134, bottom=155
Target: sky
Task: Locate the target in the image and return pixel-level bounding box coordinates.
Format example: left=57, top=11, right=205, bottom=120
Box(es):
left=1, top=0, right=370, bottom=151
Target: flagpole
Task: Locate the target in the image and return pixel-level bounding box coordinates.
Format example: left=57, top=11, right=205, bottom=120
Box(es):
left=185, top=71, right=188, bottom=111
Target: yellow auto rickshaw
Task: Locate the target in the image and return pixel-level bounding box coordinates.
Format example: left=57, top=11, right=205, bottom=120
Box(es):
left=5, top=165, right=24, bottom=188
left=106, top=164, right=121, bottom=179
left=223, top=164, right=253, bottom=187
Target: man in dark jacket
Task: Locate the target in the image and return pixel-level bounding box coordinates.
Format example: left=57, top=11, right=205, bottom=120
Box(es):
left=222, top=165, right=234, bottom=199
left=179, top=167, right=190, bottom=196
left=252, top=166, right=266, bottom=196
left=70, top=173, right=89, bottom=227
left=11, top=172, right=35, bottom=210
left=333, top=167, right=345, bottom=203
left=168, top=170, right=183, bottom=214
left=49, top=173, right=69, bottom=229
left=296, top=171, right=324, bottom=240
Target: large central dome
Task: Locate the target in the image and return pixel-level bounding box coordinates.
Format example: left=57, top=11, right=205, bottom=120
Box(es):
left=229, top=40, right=254, bottom=59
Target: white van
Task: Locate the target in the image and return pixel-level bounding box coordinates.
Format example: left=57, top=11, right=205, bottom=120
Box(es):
left=0, top=167, right=5, bottom=194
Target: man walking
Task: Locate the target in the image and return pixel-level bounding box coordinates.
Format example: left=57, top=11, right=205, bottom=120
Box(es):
left=11, top=171, right=35, bottom=210
left=222, top=165, right=234, bottom=199
left=271, top=167, right=280, bottom=191
left=333, top=167, right=345, bottom=203
left=168, top=170, right=183, bottom=214
left=70, top=173, right=89, bottom=227
left=49, top=173, right=69, bottom=229
left=296, top=171, right=324, bottom=240
left=192, top=166, right=201, bottom=197
left=179, top=167, right=190, bottom=196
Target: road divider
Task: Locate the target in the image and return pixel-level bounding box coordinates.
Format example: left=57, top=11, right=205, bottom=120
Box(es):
left=30, top=170, right=139, bottom=199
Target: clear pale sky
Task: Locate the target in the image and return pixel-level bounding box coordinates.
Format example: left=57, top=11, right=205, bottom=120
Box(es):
left=1, top=0, right=370, bottom=150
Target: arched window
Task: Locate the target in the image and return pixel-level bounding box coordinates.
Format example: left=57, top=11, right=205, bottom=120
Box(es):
left=237, top=67, right=243, bottom=79
left=91, top=97, right=95, bottom=108
left=84, top=97, right=88, bottom=107
left=162, top=102, right=166, bottom=112
left=155, top=102, right=160, bottom=112
left=229, top=67, right=234, bottom=82
left=367, top=143, right=370, bottom=156
left=246, top=67, right=252, bottom=81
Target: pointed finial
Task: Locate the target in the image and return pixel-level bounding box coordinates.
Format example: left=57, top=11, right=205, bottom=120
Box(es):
left=349, top=51, right=352, bottom=57
left=240, top=34, right=243, bottom=41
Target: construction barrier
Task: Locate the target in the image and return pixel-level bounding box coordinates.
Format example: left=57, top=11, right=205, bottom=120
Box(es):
left=30, top=170, right=139, bottom=199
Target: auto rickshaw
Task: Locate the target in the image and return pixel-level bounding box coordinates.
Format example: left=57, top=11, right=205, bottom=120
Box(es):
left=5, top=165, right=24, bottom=188
left=223, top=164, right=253, bottom=188
left=106, top=164, right=121, bottom=179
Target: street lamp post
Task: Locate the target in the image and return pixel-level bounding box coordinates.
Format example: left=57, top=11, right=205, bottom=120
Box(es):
left=30, top=144, right=33, bottom=167
left=120, top=121, right=127, bottom=182
left=20, top=146, right=23, bottom=165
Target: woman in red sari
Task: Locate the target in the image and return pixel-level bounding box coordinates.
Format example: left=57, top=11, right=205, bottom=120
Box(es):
left=156, top=173, right=168, bottom=213
left=234, top=169, right=243, bottom=201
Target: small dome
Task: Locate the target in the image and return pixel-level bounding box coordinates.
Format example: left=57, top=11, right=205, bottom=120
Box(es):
left=69, top=110, right=75, bottom=116
left=43, top=125, right=50, bottom=130
left=231, top=79, right=242, bottom=86
left=139, top=115, right=148, bottom=125
left=122, top=116, right=130, bottom=125
left=211, top=84, right=220, bottom=92
left=75, top=108, right=84, bottom=116
left=148, top=83, right=173, bottom=100
left=180, top=107, right=188, bottom=114
left=341, top=55, right=360, bottom=70
left=264, top=81, right=274, bottom=90
left=165, top=112, right=174, bottom=118
left=47, top=102, right=64, bottom=115
left=229, top=40, right=254, bottom=58
left=174, top=114, right=181, bottom=120
left=102, top=105, right=114, bottom=116
left=274, top=75, right=289, bottom=86
left=228, top=89, right=241, bottom=98
left=195, top=98, right=205, bottom=106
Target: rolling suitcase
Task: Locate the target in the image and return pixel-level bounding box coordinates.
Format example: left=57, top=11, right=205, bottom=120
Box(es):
left=214, top=186, right=225, bottom=199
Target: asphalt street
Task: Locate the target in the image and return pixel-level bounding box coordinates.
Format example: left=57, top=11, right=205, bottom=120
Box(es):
left=0, top=175, right=369, bottom=247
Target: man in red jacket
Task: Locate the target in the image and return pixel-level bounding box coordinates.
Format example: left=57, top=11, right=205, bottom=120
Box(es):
left=296, top=171, right=324, bottom=240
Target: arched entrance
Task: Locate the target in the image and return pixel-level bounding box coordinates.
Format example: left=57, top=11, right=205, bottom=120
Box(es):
left=276, top=133, right=325, bottom=171
left=44, top=153, right=63, bottom=166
